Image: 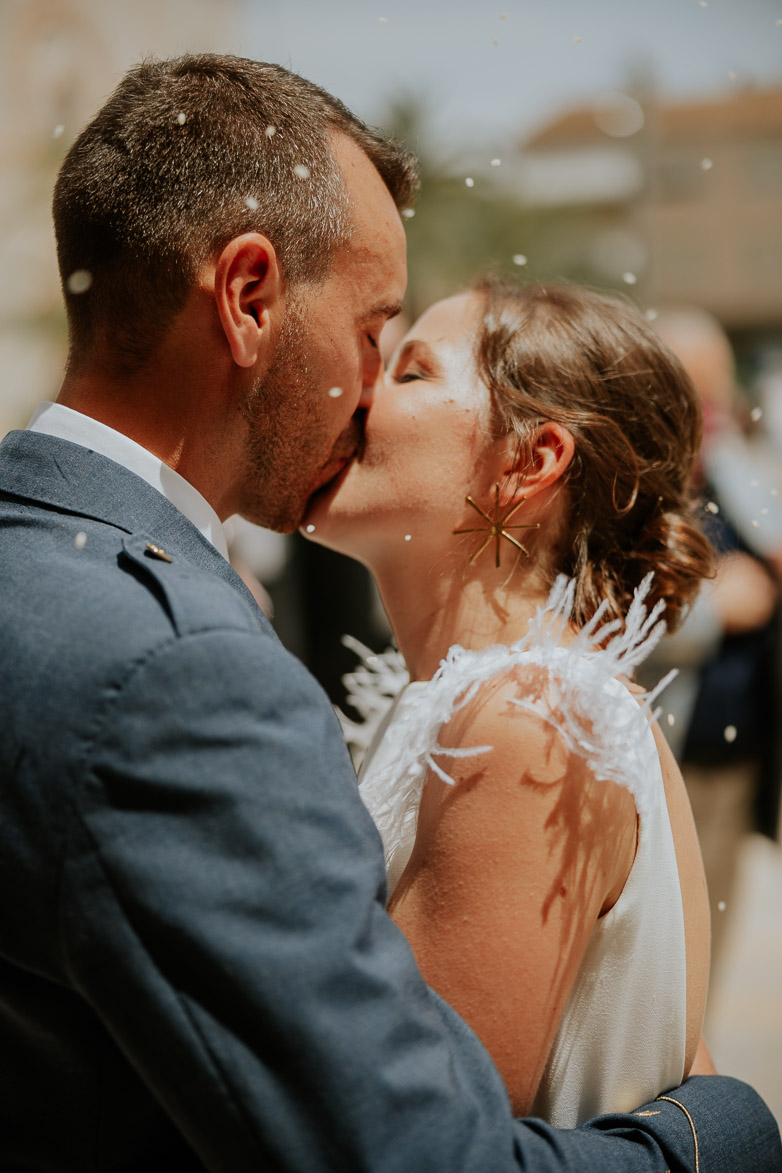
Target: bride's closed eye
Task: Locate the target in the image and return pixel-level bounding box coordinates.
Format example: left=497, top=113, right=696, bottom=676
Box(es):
left=394, top=370, right=425, bottom=384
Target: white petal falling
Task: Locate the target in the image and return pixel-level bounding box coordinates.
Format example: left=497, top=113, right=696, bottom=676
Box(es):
left=66, top=270, right=93, bottom=295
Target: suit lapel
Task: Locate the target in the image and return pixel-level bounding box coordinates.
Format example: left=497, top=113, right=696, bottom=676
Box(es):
left=0, top=429, right=263, bottom=614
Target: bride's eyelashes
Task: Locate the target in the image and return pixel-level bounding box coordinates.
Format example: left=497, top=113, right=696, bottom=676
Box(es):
left=394, top=370, right=425, bottom=384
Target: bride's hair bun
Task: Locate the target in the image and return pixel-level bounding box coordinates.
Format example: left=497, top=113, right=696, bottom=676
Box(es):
left=474, top=278, right=713, bottom=632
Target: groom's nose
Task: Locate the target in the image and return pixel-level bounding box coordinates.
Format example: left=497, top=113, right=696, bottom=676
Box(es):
left=358, top=353, right=383, bottom=411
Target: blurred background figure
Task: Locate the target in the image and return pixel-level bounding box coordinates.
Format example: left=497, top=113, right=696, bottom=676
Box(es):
left=639, top=308, right=781, bottom=970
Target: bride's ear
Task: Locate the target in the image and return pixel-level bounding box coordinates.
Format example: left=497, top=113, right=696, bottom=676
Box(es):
left=499, top=422, right=575, bottom=503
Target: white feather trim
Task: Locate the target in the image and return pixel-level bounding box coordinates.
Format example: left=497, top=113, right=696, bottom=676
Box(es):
left=337, top=635, right=409, bottom=759
left=347, top=574, right=676, bottom=876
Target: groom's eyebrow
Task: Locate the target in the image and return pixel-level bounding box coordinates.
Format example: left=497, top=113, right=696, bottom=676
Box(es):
left=364, top=301, right=403, bottom=324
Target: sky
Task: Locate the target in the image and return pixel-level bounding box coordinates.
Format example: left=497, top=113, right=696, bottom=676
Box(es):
left=245, top=0, right=782, bottom=156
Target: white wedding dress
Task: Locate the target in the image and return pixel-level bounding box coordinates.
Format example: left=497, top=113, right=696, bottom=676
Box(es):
left=342, top=577, right=688, bottom=1128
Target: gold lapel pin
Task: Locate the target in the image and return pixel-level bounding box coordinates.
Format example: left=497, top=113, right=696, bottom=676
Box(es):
left=145, top=541, right=173, bottom=563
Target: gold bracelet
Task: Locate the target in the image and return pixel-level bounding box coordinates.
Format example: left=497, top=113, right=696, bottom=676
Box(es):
left=656, top=1094, right=700, bottom=1173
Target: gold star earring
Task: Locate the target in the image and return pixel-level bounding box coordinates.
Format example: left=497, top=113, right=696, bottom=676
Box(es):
left=453, top=483, right=540, bottom=568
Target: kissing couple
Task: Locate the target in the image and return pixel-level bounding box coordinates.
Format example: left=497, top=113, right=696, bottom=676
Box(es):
left=1, top=53, right=779, bottom=1173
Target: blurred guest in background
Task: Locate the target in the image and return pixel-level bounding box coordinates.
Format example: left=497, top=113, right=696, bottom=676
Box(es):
left=640, top=307, right=781, bottom=970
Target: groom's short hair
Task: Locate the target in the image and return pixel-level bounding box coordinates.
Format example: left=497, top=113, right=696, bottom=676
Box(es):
left=53, top=54, right=418, bottom=377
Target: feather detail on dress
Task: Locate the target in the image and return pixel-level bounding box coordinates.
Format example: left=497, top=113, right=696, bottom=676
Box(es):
left=337, top=635, right=409, bottom=758
left=345, top=574, right=676, bottom=875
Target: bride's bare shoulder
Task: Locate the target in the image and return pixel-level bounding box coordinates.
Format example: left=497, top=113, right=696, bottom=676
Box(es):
left=389, top=658, right=638, bottom=1114
left=413, top=661, right=638, bottom=899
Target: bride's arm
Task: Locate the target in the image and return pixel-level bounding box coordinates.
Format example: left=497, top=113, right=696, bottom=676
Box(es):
left=690, top=1035, right=718, bottom=1075
left=388, top=669, right=638, bottom=1116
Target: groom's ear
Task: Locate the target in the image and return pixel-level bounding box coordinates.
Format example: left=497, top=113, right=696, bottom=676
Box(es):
left=499, top=422, right=575, bottom=504
left=211, top=233, right=283, bottom=369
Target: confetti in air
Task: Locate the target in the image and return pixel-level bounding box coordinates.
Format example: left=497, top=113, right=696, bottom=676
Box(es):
left=645, top=308, right=659, bottom=321
left=305, top=524, right=316, bottom=534
left=622, top=272, right=637, bottom=285
left=750, top=406, right=763, bottom=421
left=750, top=478, right=760, bottom=487
left=699, top=1, right=708, bottom=7
left=378, top=15, right=388, bottom=22
left=667, top=713, right=676, bottom=727
left=761, top=508, right=769, bottom=516
left=404, top=534, right=412, bottom=542
left=490, top=158, right=502, bottom=167
left=500, top=12, right=508, bottom=18
left=723, top=725, right=737, bottom=743
left=74, top=532, right=87, bottom=550
left=176, top=112, right=186, bottom=125
left=52, top=124, right=65, bottom=139
left=265, top=125, right=276, bottom=138
left=492, top=37, right=499, bottom=46
left=328, top=387, right=343, bottom=398
left=772, top=489, right=779, bottom=497
left=751, top=519, right=760, bottom=528
left=402, top=208, right=415, bottom=219
left=245, top=196, right=259, bottom=211
left=465, top=177, right=475, bottom=188
left=700, top=157, right=713, bottom=171
left=512, top=254, right=528, bottom=266
left=572, top=35, right=582, bottom=43
left=729, top=70, right=739, bottom=82
left=706, top=501, right=719, bottom=514
left=717, top=901, right=727, bottom=911
left=293, top=164, right=311, bottom=180
left=66, top=270, right=93, bottom=295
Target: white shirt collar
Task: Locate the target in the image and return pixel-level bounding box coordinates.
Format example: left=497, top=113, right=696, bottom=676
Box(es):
left=26, top=401, right=229, bottom=560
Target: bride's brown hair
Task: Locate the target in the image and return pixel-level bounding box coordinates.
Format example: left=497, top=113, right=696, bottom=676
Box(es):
left=474, top=278, right=713, bottom=632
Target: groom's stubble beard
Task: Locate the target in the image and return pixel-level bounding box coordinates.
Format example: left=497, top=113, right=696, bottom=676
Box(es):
left=240, top=290, right=331, bottom=533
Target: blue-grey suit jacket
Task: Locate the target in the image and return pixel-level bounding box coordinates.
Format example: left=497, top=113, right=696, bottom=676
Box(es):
left=1, top=428, right=779, bottom=1172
